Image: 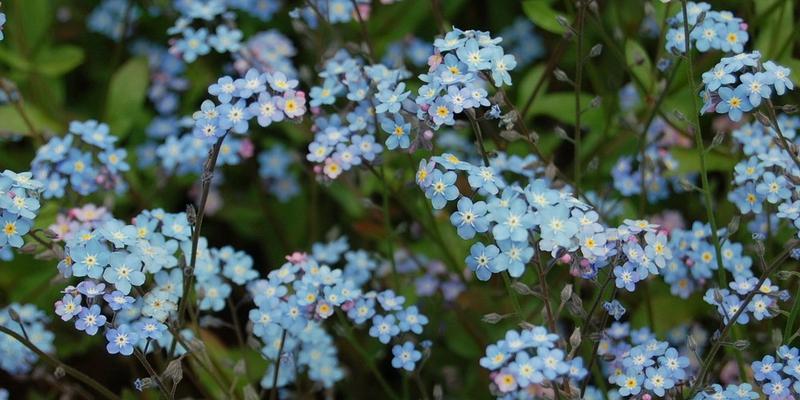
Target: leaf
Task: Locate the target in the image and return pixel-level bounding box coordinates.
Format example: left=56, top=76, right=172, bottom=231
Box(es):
left=0, top=47, right=32, bottom=71
left=667, top=147, right=737, bottom=176
left=34, top=45, right=85, bottom=76
left=8, top=0, right=52, bottom=51
left=0, top=104, right=61, bottom=136
left=522, top=0, right=570, bottom=34
left=625, top=39, right=654, bottom=91
left=104, top=57, right=149, bottom=137
left=754, top=0, right=794, bottom=60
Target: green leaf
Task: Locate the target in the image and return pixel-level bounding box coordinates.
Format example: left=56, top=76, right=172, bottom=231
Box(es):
left=667, top=147, right=736, bottom=176
left=526, top=92, right=598, bottom=124
left=34, top=45, right=85, bottom=76
left=104, top=57, right=149, bottom=137
left=754, top=0, right=794, bottom=60
left=0, top=47, right=32, bottom=71
left=522, top=0, right=569, bottom=34
left=8, top=0, right=52, bottom=52
left=0, top=104, right=61, bottom=136
left=625, top=39, right=654, bottom=91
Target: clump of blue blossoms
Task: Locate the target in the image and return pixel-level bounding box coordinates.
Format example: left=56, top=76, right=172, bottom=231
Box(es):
left=0, top=9, right=5, bottom=42
left=729, top=115, right=800, bottom=238
left=0, top=304, right=54, bottom=375
left=611, top=117, right=694, bottom=201
left=257, top=145, right=301, bottom=202
left=193, top=68, right=307, bottom=142
left=304, top=49, right=400, bottom=179
left=664, top=2, right=749, bottom=54
left=88, top=0, right=141, bottom=41
left=417, top=28, right=516, bottom=130
left=246, top=237, right=430, bottom=392
left=479, top=326, right=586, bottom=397
left=31, top=120, right=129, bottom=199
left=167, top=0, right=248, bottom=62
left=498, top=18, right=544, bottom=69
left=0, top=170, right=43, bottom=250
left=701, top=51, right=793, bottom=121
left=750, top=346, right=800, bottom=399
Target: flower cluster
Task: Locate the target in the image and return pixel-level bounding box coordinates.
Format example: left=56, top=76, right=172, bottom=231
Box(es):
left=290, top=0, right=389, bottom=27
left=664, top=2, right=748, bottom=54
left=382, top=37, right=433, bottom=69
left=703, top=277, right=788, bottom=325
left=88, top=0, right=141, bottom=41
left=750, top=346, right=800, bottom=399
left=598, top=323, right=692, bottom=399
left=232, top=30, right=299, bottom=78
left=0, top=304, right=54, bottom=375
left=47, top=204, right=113, bottom=242
left=693, top=383, right=759, bottom=399
left=257, top=145, right=301, bottom=202
left=419, top=153, right=675, bottom=289
left=246, top=237, right=430, bottom=391
left=194, top=68, right=307, bottom=141
left=134, top=42, right=188, bottom=118
left=729, top=115, right=800, bottom=237
left=611, top=117, right=693, bottom=201
left=701, top=51, right=793, bottom=121
left=498, top=18, right=544, bottom=68
left=417, top=28, right=516, bottom=130
left=54, top=209, right=229, bottom=356
left=0, top=170, right=43, bottom=250
left=479, top=327, right=587, bottom=397
left=304, top=49, right=398, bottom=179
left=660, top=222, right=753, bottom=298
left=31, top=120, right=129, bottom=199
left=168, top=0, right=245, bottom=62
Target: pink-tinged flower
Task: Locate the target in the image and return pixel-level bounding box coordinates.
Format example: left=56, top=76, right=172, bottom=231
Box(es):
left=73, top=204, right=107, bottom=222
left=493, top=371, right=518, bottom=393
left=239, top=138, right=254, bottom=158
left=286, top=252, right=308, bottom=264
left=427, top=52, right=443, bottom=72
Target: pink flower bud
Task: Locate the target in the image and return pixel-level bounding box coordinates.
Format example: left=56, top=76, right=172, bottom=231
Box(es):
left=559, top=253, right=572, bottom=264
left=423, top=129, right=434, bottom=140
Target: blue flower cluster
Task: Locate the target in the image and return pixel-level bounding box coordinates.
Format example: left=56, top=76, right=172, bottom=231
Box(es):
left=729, top=115, right=800, bottom=236
left=232, top=30, right=299, bottom=78
left=419, top=153, right=674, bottom=289
left=133, top=42, right=188, bottom=119
left=304, top=49, right=399, bottom=179
left=664, top=2, right=748, bottom=54
left=701, top=51, right=793, bottom=121
left=693, top=383, right=759, bottom=400
left=750, top=346, right=800, bottom=399
left=417, top=28, right=516, bottom=129
left=246, top=237, right=430, bottom=391
left=479, top=327, right=586, bottom=397
left=0, top=304, right=54, bottom=375
left=88, top=0, right=141, bottom=41
left=31, top=120, right=129, bottom=199
left=54, top=208, right=260, bottom=356
left=661, top=222, right=753, bottom=298
left=0, top=170, right=43, bottom=250
left=703, top=277, right=788, bottom=325
left=168, top=0, right=248, bottom=62
left=498, top=18, right=544, bottom=68
left=412, top=256, right=465, bottom=301
left=382, top=37, right=433, bottom=69
left=257, top=145, right=301, bottom=202
left=194, top=68, right=307, bottom=141
left=611, top=117, right=693, bottom=201
left=599, top=323, right=692, bottom=399
left=290, top=0, right=384, bottom=27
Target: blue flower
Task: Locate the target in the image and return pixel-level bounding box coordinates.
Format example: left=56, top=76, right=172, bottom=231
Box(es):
left=55, top=294, right=83, bottom=321
left=369, top=314, right=400, bottom=344
left=105, top=324, right=139, bottom=356
left=397, top=306, right=428, bottom=334
left=753, top=355, right=783, bottom=382
left=375, top=83, right=409, bottom=114
left=490, top=199, right=534, bottom=242
left=739, top=72, right=773, bottom=107
left=536, top=347, right=569, bottom=380
left=380, top=115, right=411, bottom=150
left=465, top=242, right=499, bottom=281
left=0, top=212, right=31, bottom=248
left=479, top=344, right=508, bottom=370
left=450, top=197, right=489, bottom=239
left=75, top=304, right=106, bottom=336
left=494, top=240, right=533, bottom=278
left=764, top=61, right=793, bottom=95
left=103, top=252, right=145, bottom=294
left=614, top=262, right=640, bottom=292
left=424, top=170, right=459, bottom=209
left=716, top=85, right=753, bottom=122
left=391, top=341, right=422, bottom=371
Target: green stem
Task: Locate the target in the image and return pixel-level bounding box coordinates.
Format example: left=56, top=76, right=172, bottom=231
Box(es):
left=336, top=312, right=400, bottom=400
left=679, top=0, right=726, bottom=288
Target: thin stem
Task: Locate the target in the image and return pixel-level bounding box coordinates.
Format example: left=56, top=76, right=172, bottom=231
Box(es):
left=679, top=0, right=727, bottom=288
left=0, top=325, right=120, bottom=400
left=269, top=329, right=287, bottom=400
left=580, top=287, right=618, bottom=396
left=134, top=349, right=172, bottom=399
left=501, top=272, right=523, bottom=321
left=176, top=135, right=227, bottom=329
left=336, top=311, right=400, bottom=400
left=379, top=163, right=401, bottom=288
left=0, top=79, right=44, bottom=145
left=227, top=296, right=250, bottom=379
left=573, top=2, right=586, bottom=192
left=535, top=252, right=557, bottom=333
